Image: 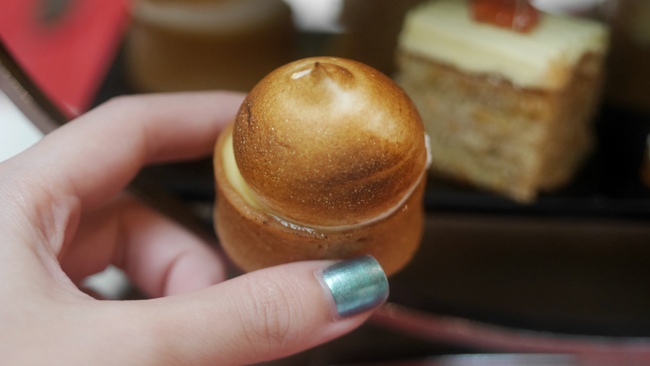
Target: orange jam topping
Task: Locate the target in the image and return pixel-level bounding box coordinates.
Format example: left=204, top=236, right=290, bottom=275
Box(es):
left=471, top=0, right=539, bottom=33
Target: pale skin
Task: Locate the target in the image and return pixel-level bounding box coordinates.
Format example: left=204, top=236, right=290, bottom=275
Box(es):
left=0, top=92, right=371, bottom=365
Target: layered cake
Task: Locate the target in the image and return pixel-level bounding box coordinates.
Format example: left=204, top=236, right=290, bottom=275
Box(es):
left=396, top=0, right=609, bottom=202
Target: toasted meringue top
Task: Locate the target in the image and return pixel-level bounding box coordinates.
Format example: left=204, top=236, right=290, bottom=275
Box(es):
left=232, top=57, right=429, bottom=227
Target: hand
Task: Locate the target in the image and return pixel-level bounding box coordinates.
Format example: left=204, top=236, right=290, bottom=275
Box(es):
left=0, top=92, right=388, bottom=365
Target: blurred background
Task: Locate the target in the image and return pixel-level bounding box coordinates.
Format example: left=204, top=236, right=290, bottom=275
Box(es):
left=3, top=0, right=650, bottom=364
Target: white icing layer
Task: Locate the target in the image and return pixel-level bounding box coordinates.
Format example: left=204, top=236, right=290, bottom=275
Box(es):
left=398, top=0, right=609, bottom=90
left=223, top=133, right=262, bottom=210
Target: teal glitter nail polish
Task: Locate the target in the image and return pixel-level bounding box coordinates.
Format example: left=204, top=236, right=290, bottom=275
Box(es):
left=321, top=255, right=389, bottom=318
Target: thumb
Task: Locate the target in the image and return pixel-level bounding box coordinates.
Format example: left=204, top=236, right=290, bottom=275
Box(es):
left=125, top=256, right=388, bottom=365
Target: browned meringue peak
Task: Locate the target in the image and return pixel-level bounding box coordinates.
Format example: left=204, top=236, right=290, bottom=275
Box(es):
left=233, top=57, right=428, bottom=228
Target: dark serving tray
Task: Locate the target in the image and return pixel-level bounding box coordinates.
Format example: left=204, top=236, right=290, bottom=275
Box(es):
left=91, top=44, right=650, bottom=357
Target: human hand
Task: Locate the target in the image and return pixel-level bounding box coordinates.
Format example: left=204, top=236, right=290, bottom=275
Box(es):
left=0, top=92, right=388, bottom=365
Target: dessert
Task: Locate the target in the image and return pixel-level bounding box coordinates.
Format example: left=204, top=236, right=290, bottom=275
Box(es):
left=125, top=0, right=296, bottom=92
left=396, top=0, right=609, bottom=202
left=213, top=57, right=430, bottom=275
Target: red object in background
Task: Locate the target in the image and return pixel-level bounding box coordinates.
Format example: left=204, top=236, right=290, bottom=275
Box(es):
left=0, top=0, right=130, bottom=118
left=471, top=0, right=539, bottom=33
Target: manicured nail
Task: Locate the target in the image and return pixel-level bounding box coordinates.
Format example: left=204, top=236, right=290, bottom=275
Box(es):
left=319, top=255, right=389, bottom=319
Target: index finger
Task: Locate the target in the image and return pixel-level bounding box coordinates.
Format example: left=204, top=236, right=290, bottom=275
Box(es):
left=8, top=91, right=244, bottom=209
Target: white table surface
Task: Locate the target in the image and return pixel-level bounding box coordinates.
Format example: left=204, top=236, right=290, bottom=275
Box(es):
left=0, top=90, right=43, bottom=163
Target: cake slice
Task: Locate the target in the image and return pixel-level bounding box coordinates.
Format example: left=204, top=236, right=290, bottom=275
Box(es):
left=396, top=0, right=609, bottom=202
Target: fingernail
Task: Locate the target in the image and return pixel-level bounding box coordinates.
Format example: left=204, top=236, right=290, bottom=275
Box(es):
left=319, top=255, right=389, bottom=319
